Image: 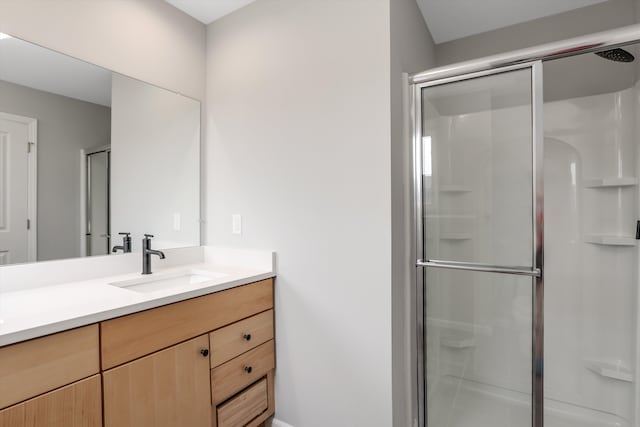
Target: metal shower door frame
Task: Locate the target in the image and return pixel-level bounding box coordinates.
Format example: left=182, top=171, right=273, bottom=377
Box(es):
left=411, top=61, right=544, bottom=427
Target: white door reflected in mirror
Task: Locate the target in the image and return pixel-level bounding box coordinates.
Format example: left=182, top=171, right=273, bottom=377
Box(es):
left=0, top=113, right=35, bottom=265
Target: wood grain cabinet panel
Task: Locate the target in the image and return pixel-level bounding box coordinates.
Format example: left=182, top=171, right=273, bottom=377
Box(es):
left=0, top=325, right=99, bottom=409
left=210, top=309, right=274, bottom=368
left=245, top=370, right=276, bottom=427
left=211, top=340, right=275, bottom=405
left=0, top=375, right=102, bottom=427
left=216, top=378, right=268, bottom=427
left=102, top=335, right=211, bottom=427
left=101, top=279, right=273, bottom=369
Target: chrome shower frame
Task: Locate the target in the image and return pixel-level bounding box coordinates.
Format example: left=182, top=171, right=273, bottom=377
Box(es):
left=410, top=23, right=640, bottom=427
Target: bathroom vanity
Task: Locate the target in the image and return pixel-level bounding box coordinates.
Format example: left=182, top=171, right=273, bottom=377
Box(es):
left=0, top=247, right=276, bottom=427
left=0, top=25, right=277, bottom=427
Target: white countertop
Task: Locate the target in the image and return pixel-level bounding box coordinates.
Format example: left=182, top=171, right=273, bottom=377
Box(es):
left=0, top=247, right=275, bottom=346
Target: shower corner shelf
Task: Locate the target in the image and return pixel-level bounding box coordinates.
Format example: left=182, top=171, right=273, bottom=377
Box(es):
left=585, top=360, right=634, bottom=382
left=584, top=235, right=636, bottom=246
left=440, top=336, right=475, bottom=349
left=584, top=177, right=638, bottom=188
left=439, top=184, right=472, bottom=193
left=440, top=233, right=472, bottom=241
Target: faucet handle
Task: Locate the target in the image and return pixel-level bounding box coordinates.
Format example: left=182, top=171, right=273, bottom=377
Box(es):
left=119, top=232, right=131, bottom=237
left=144, top=234, right=154, bottom=239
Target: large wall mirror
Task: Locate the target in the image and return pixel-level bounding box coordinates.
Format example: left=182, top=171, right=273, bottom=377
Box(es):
left=0, top=32, right=200, bottom=266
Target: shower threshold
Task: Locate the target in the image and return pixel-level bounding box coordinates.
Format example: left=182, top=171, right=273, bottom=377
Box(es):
left=427, top=375, right=629, bottom=427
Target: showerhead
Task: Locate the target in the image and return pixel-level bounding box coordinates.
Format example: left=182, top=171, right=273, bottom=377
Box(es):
left=595, top=48, right=635, bottom=63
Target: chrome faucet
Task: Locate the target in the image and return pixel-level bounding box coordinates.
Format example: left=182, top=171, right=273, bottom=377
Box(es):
left=142, top=234, right=165, bottom=275
left=112, top=232, right=132, bottom=253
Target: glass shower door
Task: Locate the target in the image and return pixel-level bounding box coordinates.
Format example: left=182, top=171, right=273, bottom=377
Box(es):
left=416, top=64, right=543, bottom=427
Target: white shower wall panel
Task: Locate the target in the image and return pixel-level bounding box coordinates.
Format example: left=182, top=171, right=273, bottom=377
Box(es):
left=426, top=102, right=533, bottom=397
left=544, top=87, right=637, bottom=421
left=428, top=104, right=532, bottom=267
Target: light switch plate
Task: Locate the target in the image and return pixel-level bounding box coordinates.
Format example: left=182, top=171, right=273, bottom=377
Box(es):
left=173, top=213, right=181, bottom=231
left=232, top=214, right=242, bottom=235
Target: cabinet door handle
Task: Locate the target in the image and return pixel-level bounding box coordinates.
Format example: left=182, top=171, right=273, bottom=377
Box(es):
left=243, top=333, right=252, bottom=341
left=244, top=366, right=253, bottom=374
left=200, top=348, right=209, bottom=357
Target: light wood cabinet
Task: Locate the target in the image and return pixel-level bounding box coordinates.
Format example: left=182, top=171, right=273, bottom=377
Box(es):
left=102, top=278, right=276, bottom=426
left=0, top=375, right=102, bottom=427
left=217, top=378, right=268, bottom=427
left=0, top=325, right=100, bottom=410
left=101, top=278, right=273, bottom=369
left=211, top=340, right=275, bottom=404
left=0, top=278, right=276, bottom=427
left=103, top=335, right=211, bottom=427
left=210, top=309, right=274, bottom=368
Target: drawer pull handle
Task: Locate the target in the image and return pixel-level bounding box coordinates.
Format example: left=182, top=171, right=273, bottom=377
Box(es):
left=244, top=366, right=253, bottom=374
left=200, top=348, right=209, bottom=357
left=243, top=333, right=252, bottom=341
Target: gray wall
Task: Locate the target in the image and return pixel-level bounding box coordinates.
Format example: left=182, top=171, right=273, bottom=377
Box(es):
left=206, top=0, right=393, bottom=425
left=0, top=80, right=111, bottom=261
left=435, top=0, right=637, bottom=66
left=390, top=1, right=435, bottom=425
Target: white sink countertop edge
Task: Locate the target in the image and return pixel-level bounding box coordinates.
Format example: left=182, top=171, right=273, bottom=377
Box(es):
left=0, top=247, right=276, bottom=347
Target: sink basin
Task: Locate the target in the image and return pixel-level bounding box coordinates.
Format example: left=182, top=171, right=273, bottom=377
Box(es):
left=110, top=269, right=228, bottom=294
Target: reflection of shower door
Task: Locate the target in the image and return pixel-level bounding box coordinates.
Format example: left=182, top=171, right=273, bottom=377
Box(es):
left=86, top=149, right=110, bottom=256
left=415, top=63, right=543, bottom=427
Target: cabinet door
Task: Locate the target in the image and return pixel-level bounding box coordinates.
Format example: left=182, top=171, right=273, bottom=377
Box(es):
left=0, top=375, right=102, bottom=427
left=103, top=335, right=211, bottom=427
left=0, top=325, right=100, bottom=410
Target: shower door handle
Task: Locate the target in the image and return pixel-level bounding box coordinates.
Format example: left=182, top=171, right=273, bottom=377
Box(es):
left=417, top=259, right=541, bottom=277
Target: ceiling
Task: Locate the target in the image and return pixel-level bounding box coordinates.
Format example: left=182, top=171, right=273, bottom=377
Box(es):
left=0, top=36, right=112, bottom=106
left=167, top=0, right=611, bottom=44
left=417, top=0, right=609, bottom=43
left=165, top=0, right=257, bottom=24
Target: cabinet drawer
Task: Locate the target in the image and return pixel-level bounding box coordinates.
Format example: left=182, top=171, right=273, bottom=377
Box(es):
left=211, top=340, right=275, bottom=404
left=216, top=378, right=268, bottom=427
left=101, top=278, right=273, bottom=369
left=0, top=325, right=99, bottom=410
left=0, top=375, right=102, bottom=427
left=210, top=309, right=274, bottom=368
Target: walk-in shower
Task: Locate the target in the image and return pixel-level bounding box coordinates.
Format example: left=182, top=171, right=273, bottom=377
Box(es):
left=412, top=24, right=640, bottom=427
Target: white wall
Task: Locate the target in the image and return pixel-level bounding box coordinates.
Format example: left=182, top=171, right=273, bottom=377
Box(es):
left=0, top=80, right=111, bottom=261
left=0, top=0, right=205, bottom=100
left=390, top=0, right=436, bottom=425
left=111, top=74, right=200, bottom=252
left=206, top=0, right=393, bottom=425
